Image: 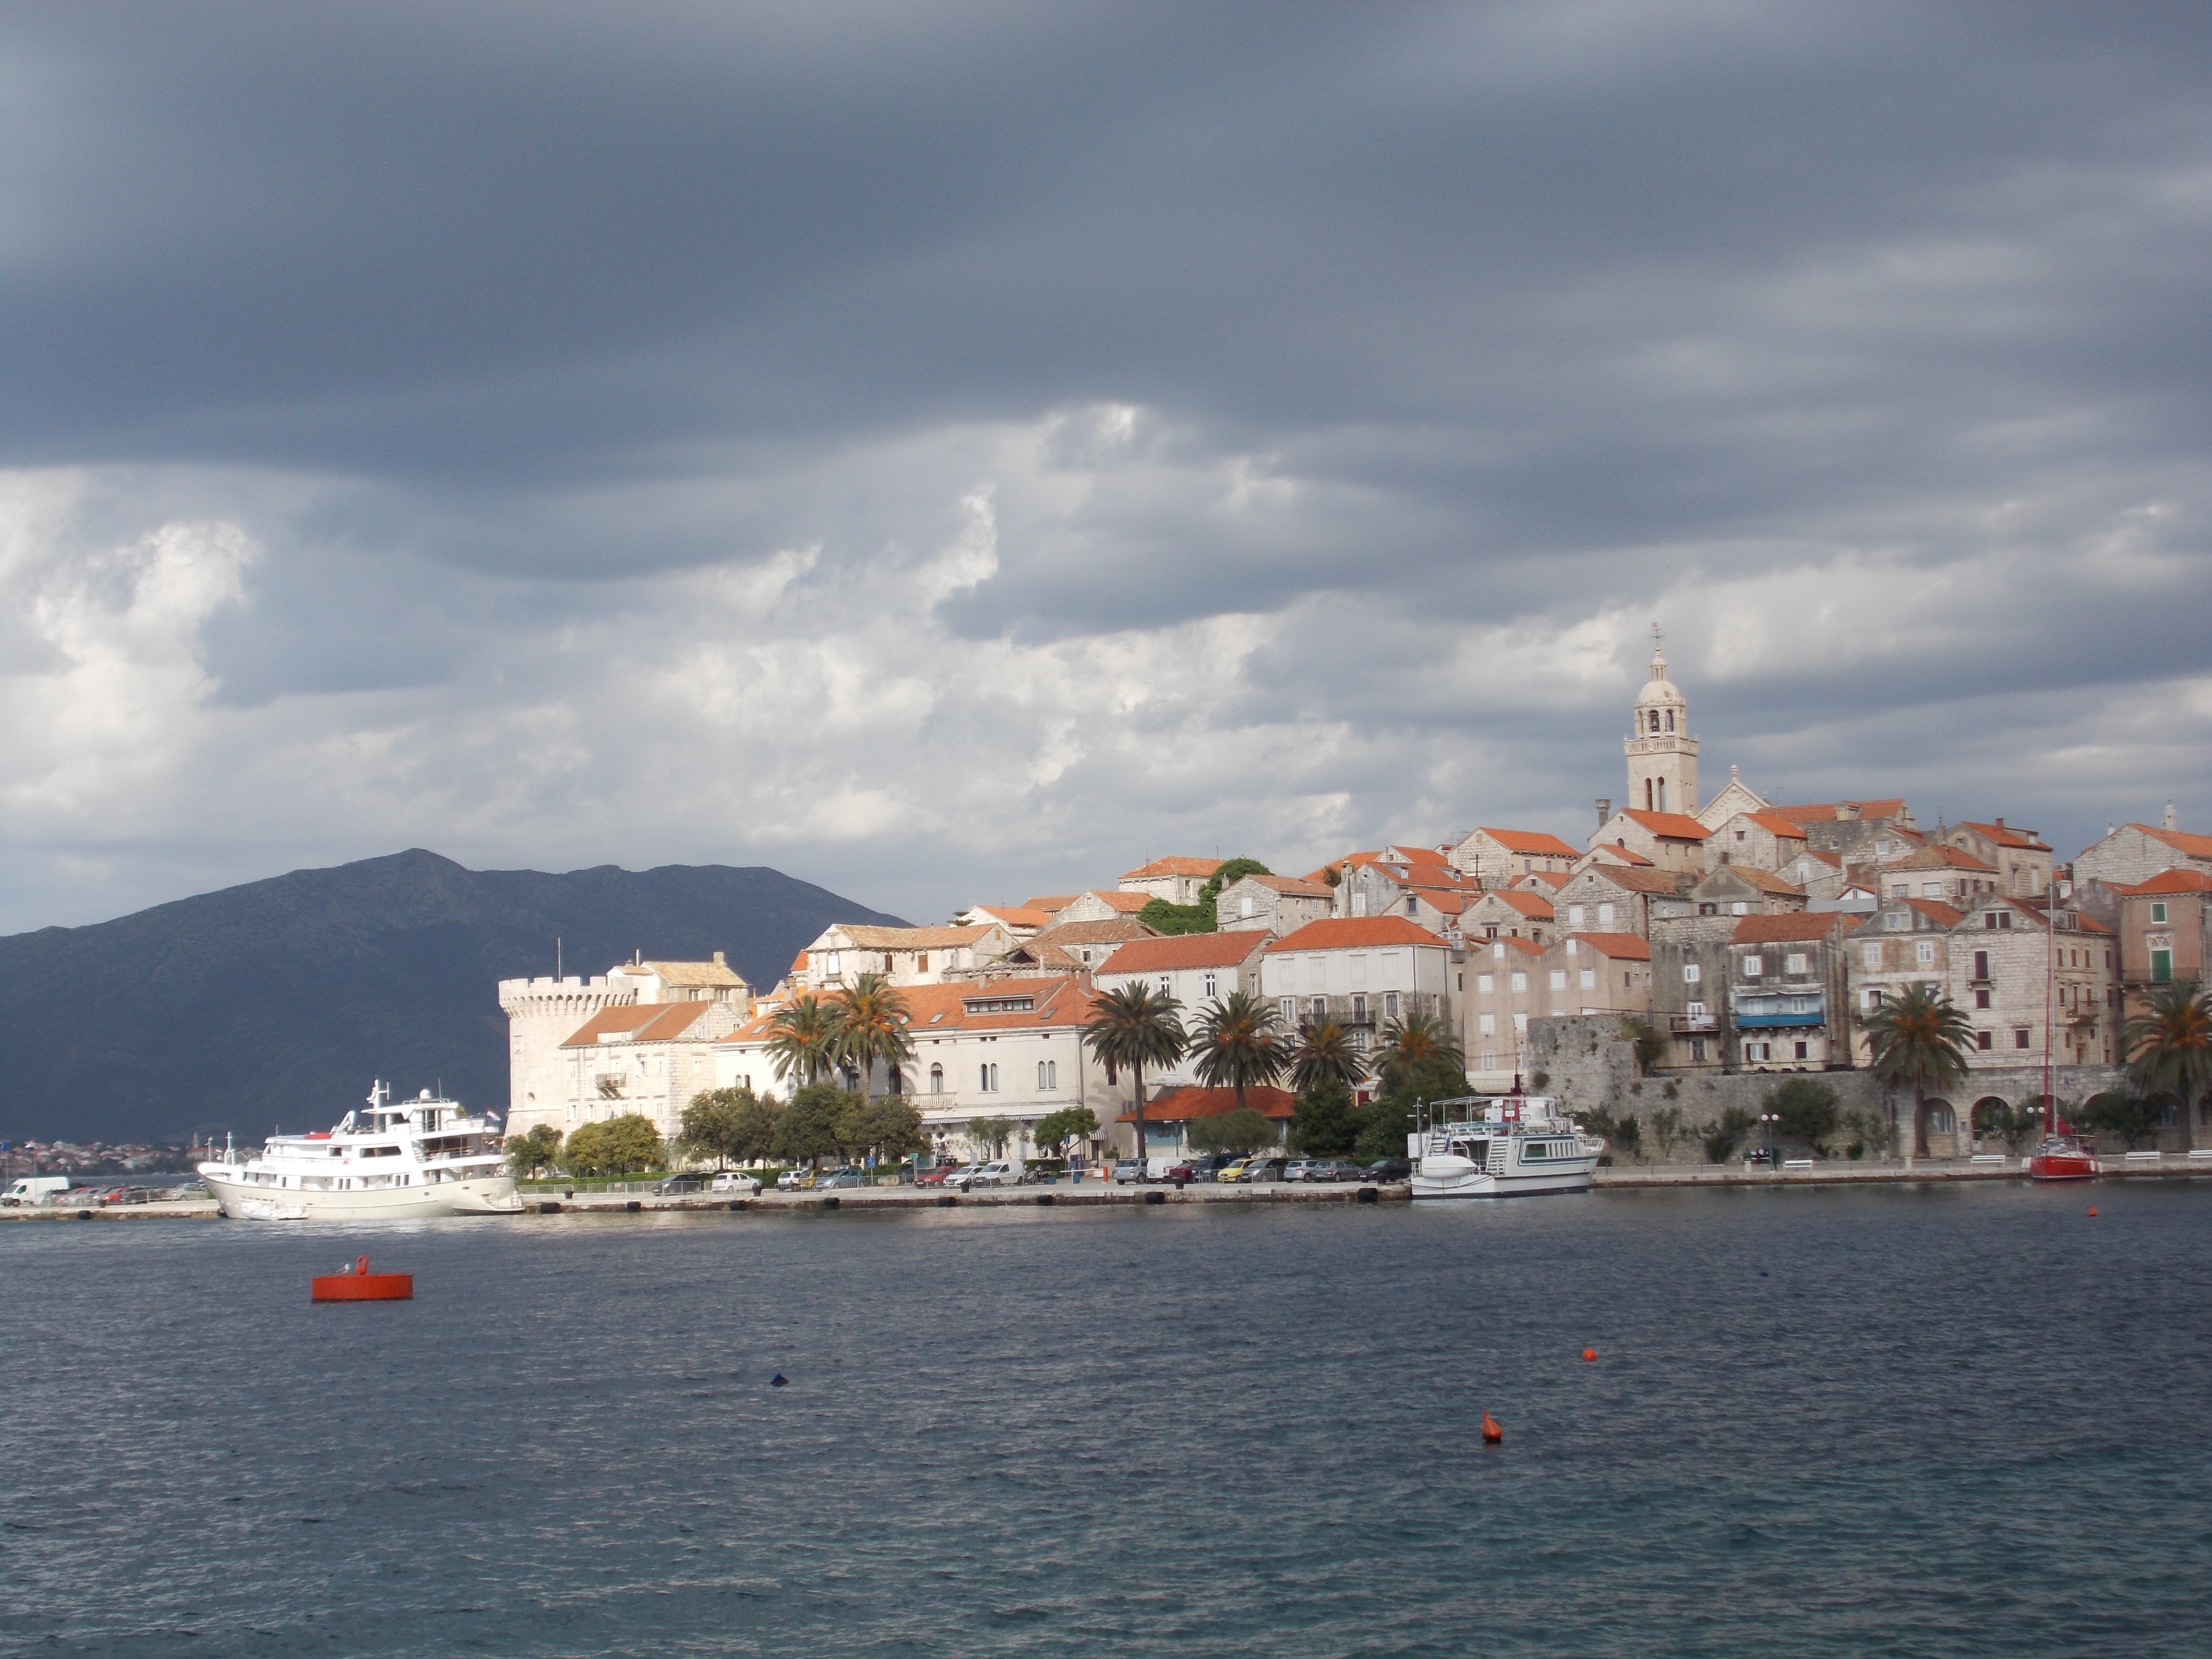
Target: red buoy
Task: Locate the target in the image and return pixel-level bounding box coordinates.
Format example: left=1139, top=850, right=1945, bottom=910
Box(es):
left=2087, top=1207, right=2098, bottom=1217
left=311, top=1254, right=413, bottom=1302
left=1481, top=1411, right=1503, bottom=1445
left=1581, top=1347, right=1598, bottom=1362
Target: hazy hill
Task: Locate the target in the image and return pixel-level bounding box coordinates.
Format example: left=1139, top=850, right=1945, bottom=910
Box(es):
left=0, top=850, right=907, bottom=1145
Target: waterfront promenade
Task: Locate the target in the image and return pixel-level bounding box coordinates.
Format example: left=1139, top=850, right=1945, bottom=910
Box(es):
left=6, top=1152, right=2209, bottom=1220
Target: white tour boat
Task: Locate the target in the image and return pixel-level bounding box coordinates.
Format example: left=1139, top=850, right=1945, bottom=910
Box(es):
left=1408, top=1090, right=1604, bottom=1199
left=199, top=1081, right=524, bottom=1221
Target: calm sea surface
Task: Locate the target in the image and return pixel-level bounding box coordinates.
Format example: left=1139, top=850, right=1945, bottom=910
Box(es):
left=3, top=1185, right=2208, bottom=1657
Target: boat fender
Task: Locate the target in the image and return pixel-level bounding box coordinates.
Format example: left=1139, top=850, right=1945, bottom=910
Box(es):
left=538, top=1200, right=562, bottom=1214
left=1481, top=1412, right=1503, bottom=1446
left=770, top=1373, right=789, bottom=1387
left=1356, top=1186, right=1378, bottom=1203
left=1143, top=1190, right=1166, bottom=1205
left=1581, top=1347, right=1597, bottom=1363
left=938, top=1194, right=958, bottom=1206
left=625, top=1200, right=642, bottom=1213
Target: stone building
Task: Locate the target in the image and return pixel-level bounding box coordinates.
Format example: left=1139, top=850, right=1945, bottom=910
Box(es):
left=1938, top=820, right=2053, bottom=897
left=1704, top=809, right=1810, bottom=874
left=1053, top=889, right=1158, bottom=926
left=1589, top=807, right=1712, bottom=874
left=1688, top=865, right=1808, bottom=918
left=548, top=997, right=748, bottom=1144
left=1448, top=827, right=1582, bottom=886
left=1540, top=933, right=1653, bottom=1017
left=2108, top=869, right=2212, bottom=1142
left=1465, top=887, right=1555, bottom=944
left=1214, top=873, right=1334, bottom=935
left=1878, top=844, right=2002, bottom=905
left=951, top=904, right=1054, bottom=938
left=1324, top=847, right=1479, bottom=922
left=715, top=977, right=1111, bottom=1162
left=802, top=923, right=1015, bottom=990
left=1646, top=913, right=1739, bottom=1071
left=1260, top=916, right=1458, bottom=1067
left=1622, top=637, right=1700, bottom=816
left=990, top=917, right=1154, bottom=976
left=1721, top=912, right=1862, bottom=1072
left=1463, top=935, right=1549, bottom=1086
left=1117, top=857, right=1223, bottom=905
left=1551, top=864, right=1693, bottom=939
left=1940, top=897, right=2118, bottom=1070
left=2070, top=818, right=2212, bottom=891
left=1094, top=930, right=1271, bottom=1096
left=1770, top=799, right=1920, bottom=866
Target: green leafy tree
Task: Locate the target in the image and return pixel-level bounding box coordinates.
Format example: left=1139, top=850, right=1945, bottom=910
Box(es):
left=2122, top=979, right=2212, bottom=1150
left=1287, top=1074, right=1359, bottom=1155
left=1764, top=1076, right=1842, bottom=1154
left=673, top=1087, right=766, bottom=1168
left=1700, top=1106, right=1757, bottom=1165
left=844, top=1094, right=927, bottom=1166
left=1862, top=982, right=1974, bottom=1159
left=1289, top=1020, right=1366, bottom=1094
left=1186, top=1107, right=1278, bottom=1154
left=562, top=1113, right=666, bottom=1176
left=1190, top=990, right=1287, bottom=1117
left=835, top=972, right=917, bottom=1095
left=1647, top=1104, right=1686, bottom=1163
left=1033, top=1106, right=1099, bottom=1159
left=771, top=1083, right=853, bottom=1165
left=2075, top=1090, right=2168, bottom=1151
left=1197, top=857, right=1271, bottom=913
left=1842, top=1107, right=1895, bottom=1160
left=766, top=993, right=842, bottom=1088
left=965, top=1115, right=1016, bottom=1158
left=1083, top=982, right=1187, bottom=1168
left=1374, top=1008, right=1465, bottom=1097
left=1971, top=1097, right=2043, bottom=1154
left=1622, top=1017, right=1668, bottom=1076
left=1137, top=897, right=1216, bottom=936
left=504, top=1124, right=563, bottom=1178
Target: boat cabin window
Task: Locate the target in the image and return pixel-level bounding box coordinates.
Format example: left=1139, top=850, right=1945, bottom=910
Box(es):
left=1524, top=1141, right=1548, bottom=1159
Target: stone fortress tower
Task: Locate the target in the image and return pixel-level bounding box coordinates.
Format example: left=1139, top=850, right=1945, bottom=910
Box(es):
left=1625, top=627, right=1698, bottom=817
left=496, top=972, right=639, bottom=1133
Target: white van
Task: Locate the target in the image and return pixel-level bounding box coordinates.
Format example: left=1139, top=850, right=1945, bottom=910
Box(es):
left=4, top=1177, right=72, bottom=1207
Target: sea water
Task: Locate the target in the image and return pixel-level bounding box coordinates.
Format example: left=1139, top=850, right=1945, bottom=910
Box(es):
left=2, top=1184, right=2207, bottom=1656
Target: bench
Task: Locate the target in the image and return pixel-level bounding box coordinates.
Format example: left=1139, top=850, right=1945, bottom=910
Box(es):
left=1969, top=1154, right=2008, bottom=1166
left=1781, top=1158, right=1814, bottom=1170
left=2123, top=1150, right=2163, bottom=1163
left=2189, top=1149, right=2212, bottom=1161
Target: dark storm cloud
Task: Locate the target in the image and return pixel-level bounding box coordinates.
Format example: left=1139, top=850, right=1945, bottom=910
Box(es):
left=3, top=2, right=2211, bottom=929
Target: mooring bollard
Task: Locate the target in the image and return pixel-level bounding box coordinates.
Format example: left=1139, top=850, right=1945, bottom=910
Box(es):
left=538, top=1200, right=562, bottom=1214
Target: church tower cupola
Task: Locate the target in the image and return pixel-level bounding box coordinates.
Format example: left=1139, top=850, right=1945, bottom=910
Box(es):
left=1626, top=626, right=1698, bottom=816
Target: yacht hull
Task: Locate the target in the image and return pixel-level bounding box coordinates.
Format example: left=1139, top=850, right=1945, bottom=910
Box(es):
left=203, top=1169, right=522, bottom=1221
left=1411, top=1155, right=1599, bottom=1200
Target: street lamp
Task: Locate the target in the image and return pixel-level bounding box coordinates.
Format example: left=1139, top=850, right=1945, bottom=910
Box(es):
left=1758, top=1111, right=1781, bottom=1172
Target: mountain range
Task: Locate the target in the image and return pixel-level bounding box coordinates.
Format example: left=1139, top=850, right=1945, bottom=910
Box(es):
left=0, top=850, right=907, bottom=1145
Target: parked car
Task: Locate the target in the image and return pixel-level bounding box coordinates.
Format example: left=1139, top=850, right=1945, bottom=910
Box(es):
left=945, top=1163, right=991, bottom=1190
left=1215, top=1156, right=1256, bottom=1184
left=1283, top=1159, right=1326, bottom=1182
left=1242, top=1155, right=1289, bottom=1184
left=709, top=1172, right=760, bottom=1195
left=776, top=1169, right=805, bottom=1191
left=653, top=1174, right=709, bottom=1195
left=1309, top=1159, right=1365, bottom=1183
left=1110, top=1158, right=1146, bottom=1184
left=1358, top=1157, right=1413, bottom=1183
left=816, top=1168, right=865, bottom=1190
left=971, top=1159, right=1025, bottom=1188
left=914, top=1165, right=951, bottom=1188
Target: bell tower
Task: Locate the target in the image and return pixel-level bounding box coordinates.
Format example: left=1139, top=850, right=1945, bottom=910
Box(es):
left=1625, top=626, right=1698, bottom=816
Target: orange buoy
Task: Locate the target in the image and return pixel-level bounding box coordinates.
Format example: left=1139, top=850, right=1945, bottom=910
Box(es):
left=311, top=1254, right=413, bottom=1302
left=1581, top=1347, right=1598, bottom=1362
left=2087, top=1206, right=2098, bottom=1217
left=1480, top=1411, right=1503, bottom=1445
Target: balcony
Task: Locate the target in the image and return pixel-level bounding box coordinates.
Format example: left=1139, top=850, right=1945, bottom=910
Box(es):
left=1669, top=1014, right=1719, bottom=1033
left=1733, top=996, right=1825, bottom=1029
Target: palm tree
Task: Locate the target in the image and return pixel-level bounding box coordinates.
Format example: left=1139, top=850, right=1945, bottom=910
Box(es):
left=2122, top=979, right=2212, bottom=1152
left=1862, top=982, right=1974, bottom=1160
left=1082, top=983, right=1186, bottom=1174
left=1190, top=990, right=1287, bottom=1119
left=765, top=993, right=841, bottom=1088
left=834, top=971, right=917, bottom=1097
left=1375, top=1007, right=1465, bottom=1090
left=1289, top=1019, right=1366, bottom=1094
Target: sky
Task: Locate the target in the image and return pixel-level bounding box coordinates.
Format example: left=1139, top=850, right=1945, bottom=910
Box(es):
left=3, top=2, right=2209, bottom=936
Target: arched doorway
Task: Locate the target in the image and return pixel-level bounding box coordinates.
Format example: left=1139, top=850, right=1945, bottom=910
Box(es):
left=1923, top=1098, right=1959, bottom=1158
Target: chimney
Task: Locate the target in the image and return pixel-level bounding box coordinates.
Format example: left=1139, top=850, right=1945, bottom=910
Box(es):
left=1994, top=817, right=2004, bottom=830
left=712, top=950, right=725, bottom=967
left=1595, top=798, right=1611, bottom=830
left=2165, top=800, right=2179, bottom=830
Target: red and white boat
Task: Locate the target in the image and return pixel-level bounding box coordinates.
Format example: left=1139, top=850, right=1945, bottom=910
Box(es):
left=2025, top=1133, right=2099, bottom=1182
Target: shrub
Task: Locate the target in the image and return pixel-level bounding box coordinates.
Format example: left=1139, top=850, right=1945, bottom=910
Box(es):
left=1287, top=1076, right=1359, bottom=1155
left=1187, top=1108, right=1277, bottom=1154
left=1764, top=1077, right=1841, bottom=1154
left=563, top=1114, right=666, bottom=1176
left=1700, top=1106, right=1756, bottom=1165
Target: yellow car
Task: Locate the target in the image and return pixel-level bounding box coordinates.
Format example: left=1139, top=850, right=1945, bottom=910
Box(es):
left=1216, top=1157, right=1256, bottom=1184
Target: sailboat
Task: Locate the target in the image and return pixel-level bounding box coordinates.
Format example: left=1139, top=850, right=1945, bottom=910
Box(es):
left=2025, top=895, right=2099, bottom=1182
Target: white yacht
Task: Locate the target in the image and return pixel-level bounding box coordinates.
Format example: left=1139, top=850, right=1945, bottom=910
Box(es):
left=199, top=1081, right=524, bottom=1220
left=1408, top=1091, right=1604, bottom=1199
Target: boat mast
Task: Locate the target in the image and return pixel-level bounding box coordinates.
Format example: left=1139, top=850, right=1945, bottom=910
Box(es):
left=2043, top=895, right=2055, bottom=1133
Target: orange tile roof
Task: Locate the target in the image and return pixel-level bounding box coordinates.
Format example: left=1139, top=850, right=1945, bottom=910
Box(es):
left=1621, top=808, right=1711, bottom=841
left=1266, top=916, right=1450, bottom=952
left=1571, top=932, right=1650, bottom=961
left=1414, top=890, right=1472, bottom=916
left=1118, top=1085, right=1298, bottom=1124
left=1773, top=798, right=1911, bottom=825
left=1743, top=811, right=1811, bottom=840
left=1707, top=865, right=1807, bottom=896
left=1730, top=913, right=1862, bottom=945
left=1891, top=845, right=1996, bottom=873
left=1023, top=894, right=1078, bottom=912
left=2135, top=824, right=2212, bottom=860
left=1587, top=843, right=1655, bottom=866
left=1520, top=870, right=1573, bottom=890
left=562, top=1002, right=716, bottom=1047
left=716, top=976, right=1096, bottom=1045
left=1956, top=819, right=2049, bottom=851
left=1120, top=856, right=1224, bottom=880
left=1079, top=889, right=1156, bottom=914
left=1238, top=874, right=1333, bottom=898
left=827, top=924, right=999, bottom=950
left=1027, top=918, right=1156, bottom=946
left=1481, top=935, right=1547, bottom=958
left=1096, top=932, right=1269, bottom=975
left=967, top=905, right=1054, bottom=928
left=1476, top=827, right=1581, bottom=858
left=1578, top=866, right=1687, bottom=896
left=1900, top=899, right=1966, bottom=927
left=1790, top=848, right=1844, bottom=870
left=2121, top=867, right=2212, bottom=895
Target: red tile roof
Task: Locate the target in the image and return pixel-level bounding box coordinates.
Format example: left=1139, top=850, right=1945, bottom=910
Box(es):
left=1027, top=918, right=1156, bottom=946
left=1620, top=808, right=1712, bottom=841
left=1730, top=913, right=1862, bottom=945
left=1475, top=827, right=1581, bottom=858
left=1891, top=844, right=1997, bottom=872
left=1480, top=935, right=1548, bottom=958
left=1023, top=894, right=1078, bottom=912
left=1479, top=889, right=1555, bottom=919
left=1956, top=819, right=2049, bottom=851
left=1571, top=932, right=1651, bottom=960
left=1593, top=845, right=1656, bottom=866
left=2121, top=867, right=2212, bottom=895
left=1703, top=865, right=1806, bottom=896
left=1743, top=811, right=1811, bottom=840
left=1520, top=870, right=1573, bottom=890
left=1118, top=1085, right=1298, bottom=1124
left=1773, top=799, right=1911, bottom=825
left=717, top=976, right=1096, bottom=1045
left=1239, top=874, right=1334, bottom=898
left=1096, top=932, right=1269, bottom=975
left=2134, top=824, right=2212, bottom=860
left=1079, top=889, right=1156, bottom=914
left=1266, top=916, right=1450, bottom=952
left=562, top=1002, right=716, bottom=1047
left=1900, top=899, right=1965, bottom=927
left=1576, top=865, right=1687, bottom=896
left=967, top=905, right=1054, bottom=928
left=1120, top=856, right=1224, bottom=880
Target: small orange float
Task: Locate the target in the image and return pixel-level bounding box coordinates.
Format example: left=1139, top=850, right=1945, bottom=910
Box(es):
left=1481, top=1411, right=1503, bottom=1445
left=311, top=1254, right=413, bottom=1302
left=2087, top=1207, right=2098, bottom=1217
left=1581, top=1347, right=1598, bottom=1362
